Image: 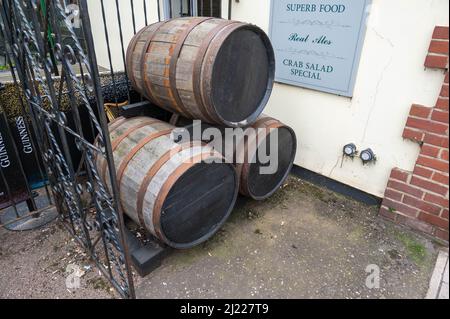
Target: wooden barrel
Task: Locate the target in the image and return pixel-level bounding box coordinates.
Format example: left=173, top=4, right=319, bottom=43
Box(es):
left=96, top=116, right=238, bottom=249
left=126, top=17, right=275, bottom=127
left=236, top=116, right=297, bottom=200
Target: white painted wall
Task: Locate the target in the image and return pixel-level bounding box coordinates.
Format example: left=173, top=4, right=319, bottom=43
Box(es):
left=86, top=0, right=161, bottom=72
left=87, top=0, right=232, bottom=71
left=87, top=0, right=449, bottom=197
left=230, top=0, right=448, bottom=197
left=87, top=0, right=228, bottom=71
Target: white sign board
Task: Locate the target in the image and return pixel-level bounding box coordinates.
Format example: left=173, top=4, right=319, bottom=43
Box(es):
left=269, top=0, right=371, bottom=97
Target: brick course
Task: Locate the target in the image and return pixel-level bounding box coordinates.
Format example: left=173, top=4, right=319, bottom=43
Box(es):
left=380, top=26, right=449, bottom=243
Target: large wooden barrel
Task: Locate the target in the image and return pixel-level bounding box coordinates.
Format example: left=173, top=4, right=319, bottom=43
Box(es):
left=235, top=116, right=297, bottom=200
left=96, top=116, right=238, bottom=249
left=126, top=17, right=275, bottom=127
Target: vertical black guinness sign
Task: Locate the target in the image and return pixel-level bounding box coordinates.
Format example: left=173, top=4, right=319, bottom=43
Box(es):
left=0, top=116, right=30, bottom=209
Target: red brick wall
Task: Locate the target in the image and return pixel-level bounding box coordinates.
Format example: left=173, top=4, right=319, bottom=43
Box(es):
left=380, top=26, right=449, bottom=243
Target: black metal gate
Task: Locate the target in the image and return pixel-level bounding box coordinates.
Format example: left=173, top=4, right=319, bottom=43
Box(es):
left=0, top=0, right=135, bottom=298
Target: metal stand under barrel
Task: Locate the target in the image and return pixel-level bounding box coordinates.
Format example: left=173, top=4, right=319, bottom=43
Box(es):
left=124, top=226, right=171, bottom=277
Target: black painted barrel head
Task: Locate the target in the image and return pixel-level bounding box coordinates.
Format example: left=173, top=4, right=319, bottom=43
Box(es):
left=211, top=25, right=275, bottom=126
left=247, top=126, right=297, bottom=200
left=160, top=162, right=238, bottom=249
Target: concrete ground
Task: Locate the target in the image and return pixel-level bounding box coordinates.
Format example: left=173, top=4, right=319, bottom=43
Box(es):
left=426, top=250, right=449, bottom=299
left=0, top=221, right=116, bottom=299
left=134, top=176, right=439, bottom=299
left=0, top=175, right=443, bottom=299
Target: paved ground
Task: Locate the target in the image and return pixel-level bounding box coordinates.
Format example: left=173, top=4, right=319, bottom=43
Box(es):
left=0, top=222, right=115, bottom=299
left=0, top=175, right=444, bottom=299
left=426, top=250, right=449, bottom=299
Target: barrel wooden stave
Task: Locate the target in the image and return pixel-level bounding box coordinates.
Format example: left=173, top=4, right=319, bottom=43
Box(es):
left=144, top=18, right=221, bottom=117
left=128, top=22, right=163, bottom=96
left=108, top=118, right=173, bottom=223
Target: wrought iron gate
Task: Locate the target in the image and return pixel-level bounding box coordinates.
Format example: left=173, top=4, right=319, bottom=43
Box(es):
left=0, top=0, right=135, bottom=298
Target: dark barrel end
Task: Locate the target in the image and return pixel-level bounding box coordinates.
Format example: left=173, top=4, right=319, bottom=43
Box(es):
left=247, top=126, right=297, bottom=200
left=211, top=25, right=275, bottom=127
left=160, top=161, right=238, bottom=249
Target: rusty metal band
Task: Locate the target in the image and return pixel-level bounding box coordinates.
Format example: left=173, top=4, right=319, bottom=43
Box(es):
left=265, top=122, right=285, bottom=131
left=240, top=120, right=284, bottom=196
left=101, top=119, right=160, bottom=184
left=253, top=120, right=285, bottom=149
left=192, top=20, right=239, bottom=123
left=152, top=151, right=221, bottom=243
left=140, top=21, right=170, bottom=105
left=109, top=116, right=150, bottom=138
left=111, top=119, right=160, bottom=152
left=235, top=117, right=273, bottom=194
left=114, top=128, right=174, bottom=227
left=168, top=17, right=214, bottom=117
left=234, top=122, right=260, bottom=166
left=238, top=132, right=257, bottom=196
left=239, top=164, right=250, bottom=196
left=256, top=120, right=279, bottom=131
left=169, top=113, right=180, bottom=126
left=94, top=117, right=127, bottom=170
left=108, top=116, right=128, bottom=132
left=250, top=116, right=272, bottom=129
left=126, top=26, right=149, bottom=90
left=233, top=125, right=253, bottom=185
left=116, top=128, right=174, bottom=192
left=136, top=141, right=203, bottom=230
left=200, top=23, right=246, bottom=123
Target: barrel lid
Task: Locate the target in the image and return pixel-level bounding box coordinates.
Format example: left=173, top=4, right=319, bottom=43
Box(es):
left=209, top=24, right=275, bottom=127
left=158, top=160, right=238, bottom=249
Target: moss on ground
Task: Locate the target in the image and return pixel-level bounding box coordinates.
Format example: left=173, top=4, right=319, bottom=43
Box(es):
left=87, top=277, right=110, bottom=292
left=396, top=232, right=428, bottom=267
